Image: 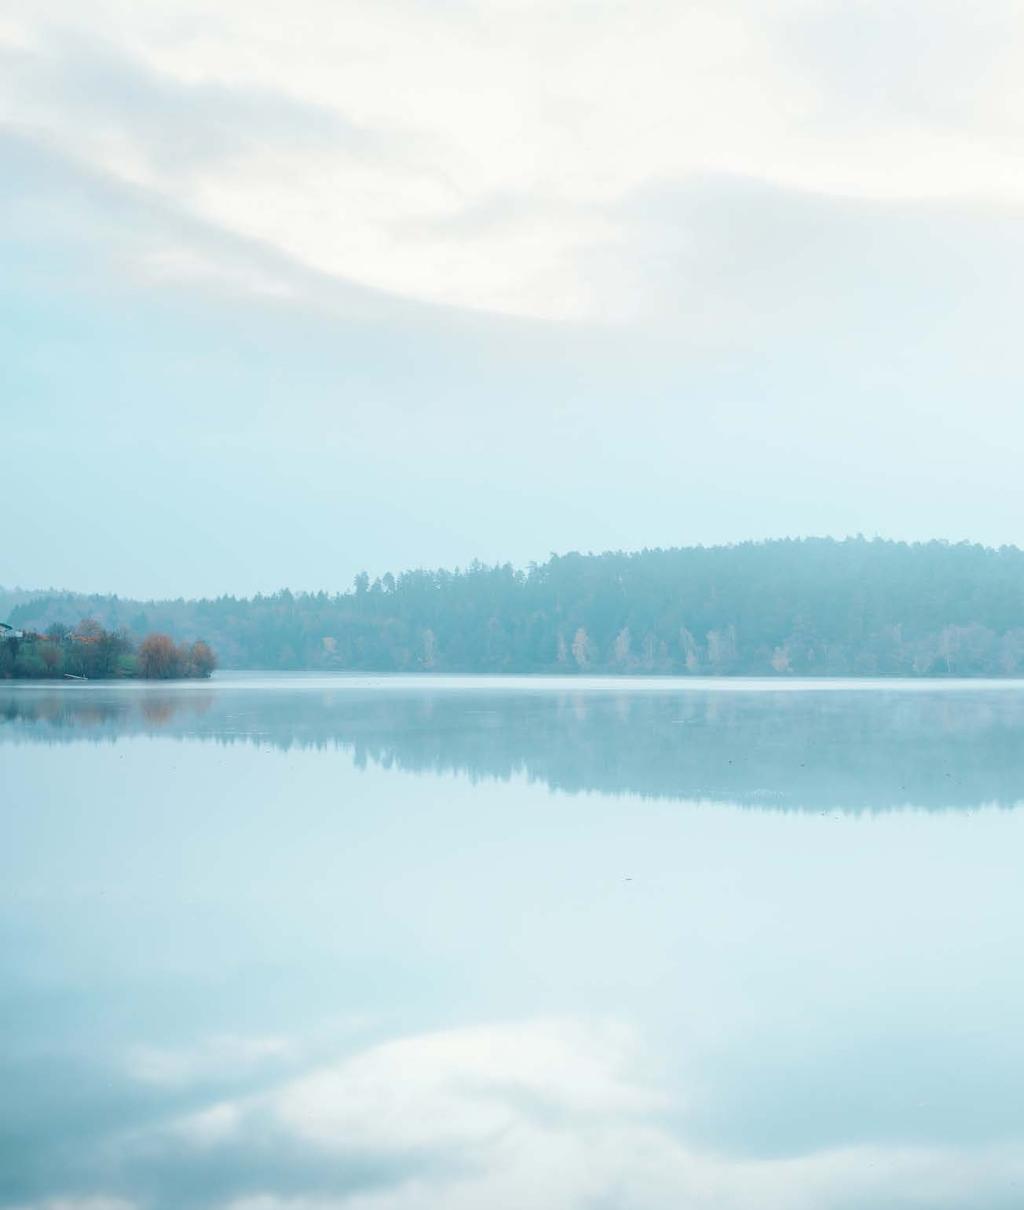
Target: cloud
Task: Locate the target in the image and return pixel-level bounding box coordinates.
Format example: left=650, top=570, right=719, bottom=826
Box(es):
left=589, top=173, right=1024, bottom=357
left=0, top=33, right=376, bottom=175
left=8, top=0, right=1024, bottom=319
left=96, top=1019, right=1024, bottom=1210
left=8, top=119, right=1024, bottom=594
left=0, top=126, right=459, bottom=324
left=127, top=1035, right=294, bottom=1090
left=167, top=1019, right=658, bottom=1159
left=770, top=0, right=1024, bottom=134
left=10, top=1201, right=137, bottom=1210
left=268, top=1019, right=658, bottom=1151
left=7, top=1, right=1024, bottom=590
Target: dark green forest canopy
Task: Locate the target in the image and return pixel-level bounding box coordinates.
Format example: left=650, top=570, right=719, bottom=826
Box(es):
left=6, top=537, right=1024, bottom=675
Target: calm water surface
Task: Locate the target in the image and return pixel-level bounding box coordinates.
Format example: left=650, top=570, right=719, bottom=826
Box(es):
left=2, top=674, right=1024, bottom=1208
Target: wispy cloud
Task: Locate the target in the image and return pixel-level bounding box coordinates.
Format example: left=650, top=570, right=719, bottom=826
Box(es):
left=19, top=1018, right=1024, bottom=1210
left=8, top=1, right=1024, bottom=319
left=127, top=1035, right=294, bottom=1090
left=6, top=0, right=1024, bottom=589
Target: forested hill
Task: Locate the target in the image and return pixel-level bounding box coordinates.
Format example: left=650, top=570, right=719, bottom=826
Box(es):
left=7, top=538, right=1024, bottom=676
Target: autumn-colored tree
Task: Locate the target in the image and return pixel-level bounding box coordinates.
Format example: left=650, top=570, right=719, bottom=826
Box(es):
left=188, top=640, right=216, bottom=678
left=73, top=617, right=105, bottom=642
left=70, top=617, right=127, bottom=677
left=0, top=618, right=216, bottom=681
left=138, top=633, right=181, bottom=679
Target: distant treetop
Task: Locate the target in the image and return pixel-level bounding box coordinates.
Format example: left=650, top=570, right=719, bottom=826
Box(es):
left=5, top=537, right=1024, bottom=676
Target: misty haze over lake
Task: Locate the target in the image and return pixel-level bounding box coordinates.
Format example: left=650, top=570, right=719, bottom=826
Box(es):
left=3, top=676, right=1024, bottom=1209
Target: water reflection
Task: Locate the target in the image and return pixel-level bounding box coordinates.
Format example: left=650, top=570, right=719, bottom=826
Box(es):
left=4, top=676, right=1024, bottom=810
left=2, top=677, right=1024, bottom=1209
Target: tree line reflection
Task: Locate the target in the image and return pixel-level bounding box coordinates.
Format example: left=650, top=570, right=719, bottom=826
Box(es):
left=3, top=683, right=1024, bottom=812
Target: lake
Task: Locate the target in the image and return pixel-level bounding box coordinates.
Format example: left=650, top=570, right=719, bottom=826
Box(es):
left=2, top=673, right=1024, bottom=1209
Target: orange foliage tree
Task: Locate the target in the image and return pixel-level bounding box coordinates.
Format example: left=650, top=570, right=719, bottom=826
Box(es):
left=137, top=633, right=181, bottom=679
left=188, top=640, right=217, bottom=678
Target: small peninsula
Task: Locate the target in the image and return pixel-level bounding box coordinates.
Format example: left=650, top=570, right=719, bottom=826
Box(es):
left=0, top=620, right=216, bottom=680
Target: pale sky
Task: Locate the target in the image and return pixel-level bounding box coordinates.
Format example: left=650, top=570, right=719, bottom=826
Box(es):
left=4, top=0, right=1024, bottom=596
